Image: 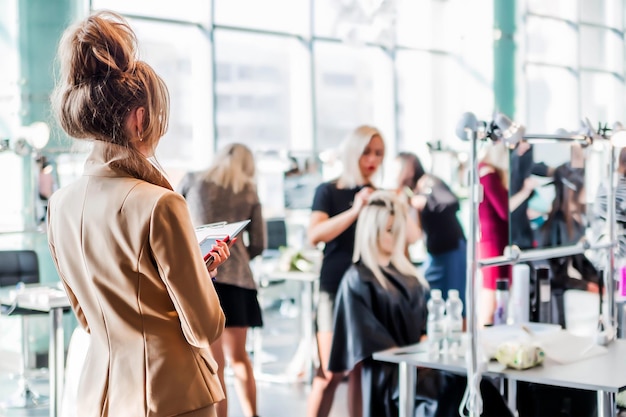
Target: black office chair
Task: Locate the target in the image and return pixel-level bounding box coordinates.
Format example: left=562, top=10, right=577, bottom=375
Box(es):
left=264, top=218, right=288, bottom=258
left=0, top=249, right=48, bottom=408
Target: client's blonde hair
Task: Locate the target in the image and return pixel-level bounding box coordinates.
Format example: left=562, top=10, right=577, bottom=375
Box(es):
left=353, top=190, right=428, bottom=289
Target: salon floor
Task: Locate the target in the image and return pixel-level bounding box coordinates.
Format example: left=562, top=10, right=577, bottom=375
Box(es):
left=0, top=280, right=348, bottom=417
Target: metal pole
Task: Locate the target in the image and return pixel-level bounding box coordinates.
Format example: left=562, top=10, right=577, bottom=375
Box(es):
left=398, top=361, right=416, bottom=417
left=478, top=242, right=614, bottom=268
left=302, top=278, right=314, bottom=383
left=49, top=307, right=64, bottom=417
left=522, top=134, right=591, bottom=144
left=606, top=143, right=617, bottom=337
left=465, top=127, right=480, bottom=417
left=597, top=391, right=616, bottom=417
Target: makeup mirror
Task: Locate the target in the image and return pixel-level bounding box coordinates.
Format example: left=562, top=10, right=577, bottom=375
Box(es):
left=508, top=141, right=587, bottom=250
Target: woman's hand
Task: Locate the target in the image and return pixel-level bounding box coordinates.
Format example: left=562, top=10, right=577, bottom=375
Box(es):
left=410, top=194, right=428, bottom=211
left=207, top=237, right=235, bottom=273
left=351, top=186, right=374, bottom=213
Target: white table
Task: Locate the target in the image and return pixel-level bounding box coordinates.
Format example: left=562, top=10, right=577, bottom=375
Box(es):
left=255, top=270, right=318, bottom=384
left=374, top=338, right=626, bottom=417
left=0, top=284, right=70, bottom=417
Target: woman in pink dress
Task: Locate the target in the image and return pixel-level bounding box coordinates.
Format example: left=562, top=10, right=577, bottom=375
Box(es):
left=478, top=142, right=535, bottom=325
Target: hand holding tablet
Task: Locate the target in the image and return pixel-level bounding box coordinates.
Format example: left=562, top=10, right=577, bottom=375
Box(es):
left=204, top=236, right=238, bottom=270
left=195, top=219, right=250, bottom=270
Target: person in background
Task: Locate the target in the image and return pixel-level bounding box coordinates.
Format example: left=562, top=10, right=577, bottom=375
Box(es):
left=396, top=151, right=467, bottom=316
left=509, top=140, right=554, bottom=249
left=541, top=163, right=599, bottom=327
left=48, top=11, right=229, bottom=417
left=37, top=155, right=58, bottom=223
left=178, top=143, right=266, bottom=417
left=478, top=141, right=536, bottom=326
left=306, top=126, right=418, bottom=417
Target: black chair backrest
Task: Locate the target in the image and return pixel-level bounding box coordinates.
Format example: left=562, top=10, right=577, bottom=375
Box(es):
left=266, top=218, right=288, bottom=250
left=0, top=250, right=40, bottom=288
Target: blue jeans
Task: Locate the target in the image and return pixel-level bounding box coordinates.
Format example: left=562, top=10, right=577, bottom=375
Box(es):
left=424, top=239, right=467, bottom=316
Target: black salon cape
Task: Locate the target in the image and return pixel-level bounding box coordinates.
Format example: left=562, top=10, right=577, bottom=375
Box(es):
left=328, top=262, right=513, bottom=417
left=329, top=262, right=429, bottom=417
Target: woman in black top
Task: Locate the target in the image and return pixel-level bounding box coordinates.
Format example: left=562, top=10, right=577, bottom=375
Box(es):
left=541, top=163, right=599, bottom=327
left=307, top=126, right=418, bottom=417
left=397, top=152, right=467, bottom=315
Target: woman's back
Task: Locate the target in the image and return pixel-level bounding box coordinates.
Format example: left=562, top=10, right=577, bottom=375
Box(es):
left=178, top=173, right=265, bottom=290
left=48, top=146, right=225, bottom=416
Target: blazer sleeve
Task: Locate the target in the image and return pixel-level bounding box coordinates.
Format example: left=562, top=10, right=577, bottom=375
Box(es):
left=47, top=208, right=90, bottom=333
left=149, top=192, right=225, bottom=348
left=246, top=196, right=266, bottom=260
left=176, top=172, right=193, bottom=198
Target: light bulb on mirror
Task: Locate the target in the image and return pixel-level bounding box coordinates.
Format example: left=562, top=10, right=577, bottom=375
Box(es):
left=455, top=112, right=478, bottom=141
left=10, top=122, right=51, bottom=156
left=493, top=113, right=525, bottom=148
left=611, top=123, right=626, bottom=148
left=17, top=122, right=50, bottom=150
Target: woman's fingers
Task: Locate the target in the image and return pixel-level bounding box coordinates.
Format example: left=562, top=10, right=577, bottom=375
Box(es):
left=208, top=239, right=232, bottom=272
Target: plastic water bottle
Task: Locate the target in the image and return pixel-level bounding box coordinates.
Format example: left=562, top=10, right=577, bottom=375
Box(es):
left=426, top=289, right=446, bottom=355
left=510, top=264, right=530, bottom=324
left=445, top=289, right=464, bottom=354
left=493, top=278, right=510, bottom=325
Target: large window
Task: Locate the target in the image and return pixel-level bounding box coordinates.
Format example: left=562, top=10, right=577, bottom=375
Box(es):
left=92, top=0, right=211, bottom=26
left=314, top=42, right=394, bottom=153
left=523, top=1, right=626, bottom=133
left=85, top=0, right=497, bottom=180
left=214, top=30, right=312, bottom=152
left=215, top=0, right=310, bottom=36
left=131, top=19, right=213, bottom=175
left=525, top=65, right=578, bottom=133
left=0, top=1, right=23, bottom=232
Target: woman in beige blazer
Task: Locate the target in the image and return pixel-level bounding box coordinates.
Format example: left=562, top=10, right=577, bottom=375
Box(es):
left=47, top=11, right=228, bottom=417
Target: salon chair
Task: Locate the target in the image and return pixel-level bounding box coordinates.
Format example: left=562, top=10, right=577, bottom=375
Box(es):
left=0, top=249, right=48, bottom=409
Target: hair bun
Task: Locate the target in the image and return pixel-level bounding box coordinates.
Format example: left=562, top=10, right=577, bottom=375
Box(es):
left=68, top=11, right=138, bottom=85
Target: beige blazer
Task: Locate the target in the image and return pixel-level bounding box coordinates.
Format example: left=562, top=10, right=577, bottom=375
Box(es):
left=47, top=143, right=225, bottom=417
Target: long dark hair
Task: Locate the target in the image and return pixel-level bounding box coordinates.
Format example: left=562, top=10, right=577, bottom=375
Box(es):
left=542, top=164, right=585, bottom=245
left=397, top=152, right=426, bottom=191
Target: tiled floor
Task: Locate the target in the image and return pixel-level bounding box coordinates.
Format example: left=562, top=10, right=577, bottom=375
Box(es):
left=0, top=279, right=349, bottom=417
left=0, top=373, right=348, bottom=417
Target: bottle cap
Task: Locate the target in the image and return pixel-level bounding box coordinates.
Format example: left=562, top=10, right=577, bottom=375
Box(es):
left=448, top=289, right=459, bottom=299
left=536, top=267, right=550, bottom=280
left=496, top=278, right=509, bottom=291
left=431, top=289, right=442, bottom=299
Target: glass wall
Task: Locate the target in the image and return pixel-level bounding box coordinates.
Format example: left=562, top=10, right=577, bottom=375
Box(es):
left=11, top=1, right=626, bottom=230
left=0, top=0, right=478, bottom=223
left=87, top=0, right=494, bottom=189
left=0, top=1, right=24, bottom=232
left=522, top=0, right=625, bottom=133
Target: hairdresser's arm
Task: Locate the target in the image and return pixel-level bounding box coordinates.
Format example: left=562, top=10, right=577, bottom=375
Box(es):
left=509, top=178, right=537, bottom=212
left=409, top=195, right=426, bottom=241
left=308, top=186, right=372, bottom=245
left=404, top=203, right=421, bottom=244
left=308, top=207, right=360, bottom=245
